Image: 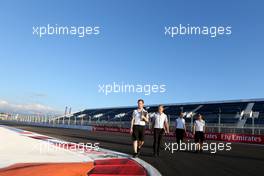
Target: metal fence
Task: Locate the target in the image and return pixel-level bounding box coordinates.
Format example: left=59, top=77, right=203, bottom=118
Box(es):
left=2, top=113, right=264, bottom=135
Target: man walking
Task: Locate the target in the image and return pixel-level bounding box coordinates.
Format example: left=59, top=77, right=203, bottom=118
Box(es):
left=152, top=105, right=169, bottom=157
left=130, top=99, right=149, bottom=158
left=175, top=112, right=186, bottom=145
left=193, top=114, right=206, bottom=152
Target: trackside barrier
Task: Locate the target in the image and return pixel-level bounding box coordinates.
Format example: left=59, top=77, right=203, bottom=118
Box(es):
left=2, top=120, right=93, bottom=131
left=92, top=126, right=264, bottom=145
left=2, top=120, right=263, bottom=144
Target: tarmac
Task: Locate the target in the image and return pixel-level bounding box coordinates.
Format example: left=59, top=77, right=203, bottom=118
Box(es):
left=1, top=121, right=263, bottom=176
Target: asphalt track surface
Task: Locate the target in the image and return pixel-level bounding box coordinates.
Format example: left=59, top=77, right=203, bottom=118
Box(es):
left=1, top=121, right=264, bottom=176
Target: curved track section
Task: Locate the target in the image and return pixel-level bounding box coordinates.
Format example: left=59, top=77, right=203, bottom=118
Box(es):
left=0, top=124, right=160, bottom=176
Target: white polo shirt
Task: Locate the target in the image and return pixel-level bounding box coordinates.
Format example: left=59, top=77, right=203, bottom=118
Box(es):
left=153, top=112, right=168, bottom=129
left=194, top=120, right=205, bottom=132
left=133, top=109, right=148, bottom=126
left=175, top=118, right=185, bottom=129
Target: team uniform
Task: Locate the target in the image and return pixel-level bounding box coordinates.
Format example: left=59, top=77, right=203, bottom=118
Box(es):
left=152, top=112, right=168, bottom=155
left=194, top=119, right=205, bottom=143
left=132, top=109, right=148, bottom=141
left=175, top=117, right=185, bottom=144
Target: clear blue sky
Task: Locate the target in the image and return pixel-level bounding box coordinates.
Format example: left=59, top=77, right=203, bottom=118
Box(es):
left=0, top=0, right=263, bottom=113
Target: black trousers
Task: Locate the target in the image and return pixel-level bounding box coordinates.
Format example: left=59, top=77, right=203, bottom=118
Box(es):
left=175, top=128, right=185, bottom=144
left=153, top=128, right=164, bottom=155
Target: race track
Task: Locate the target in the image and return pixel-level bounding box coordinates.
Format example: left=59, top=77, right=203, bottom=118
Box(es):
left=1, top=121, right=263, bottom=176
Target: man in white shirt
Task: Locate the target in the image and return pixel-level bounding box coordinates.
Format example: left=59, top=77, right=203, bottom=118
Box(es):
left=193, top=114, right=206, bottom=152
left=130, top=99, right=149, bottom=158
left=175, top=112, right=186, bottom=144
left=152, top=105, right=169, bottom=157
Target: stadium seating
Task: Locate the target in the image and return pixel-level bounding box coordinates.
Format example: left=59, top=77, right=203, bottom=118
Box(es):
left=64, top=99, right=264, bottom=126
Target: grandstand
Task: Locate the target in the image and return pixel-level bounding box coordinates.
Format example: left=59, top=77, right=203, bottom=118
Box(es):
left=46, top=98, right=264, bottom=135
left=7, top=99, right=264, bottom=134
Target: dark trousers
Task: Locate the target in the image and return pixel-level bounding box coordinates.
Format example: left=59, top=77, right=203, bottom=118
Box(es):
left=153, top=128, right=164, bottom=155
left=175, top=128, right=185, bottom=144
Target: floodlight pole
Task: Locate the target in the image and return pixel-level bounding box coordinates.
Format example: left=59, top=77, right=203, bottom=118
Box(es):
left=218, top=107, right=221, bottom=133
left=74, top=116, right=77, bottom=125
left=251, top=111, right=254, bottom=135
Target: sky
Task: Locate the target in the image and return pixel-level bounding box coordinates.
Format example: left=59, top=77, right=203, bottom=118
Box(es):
left=0, top=0, right=263, bottom=114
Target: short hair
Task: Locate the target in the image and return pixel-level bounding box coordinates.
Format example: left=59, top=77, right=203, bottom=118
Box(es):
left=197, top=114, right=203, bottom=119
left=137, top=99, right=144, bottom=104
left=158, top=104, right=164, bottom=108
